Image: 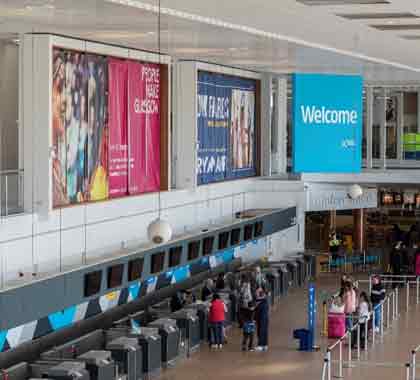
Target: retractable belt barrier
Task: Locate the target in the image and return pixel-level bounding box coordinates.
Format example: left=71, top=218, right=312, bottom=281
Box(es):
left=321, top=288, right=399, bottom=380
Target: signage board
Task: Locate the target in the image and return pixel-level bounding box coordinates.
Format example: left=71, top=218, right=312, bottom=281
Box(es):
left=292, top=73, right=363, bottom=173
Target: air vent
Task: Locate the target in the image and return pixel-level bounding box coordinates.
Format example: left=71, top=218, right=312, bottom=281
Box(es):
left=338, top=12, right=419, bottom=20
left=297, top=0, right=390, bottom=5
left=372, top=24, right=420, bottom=31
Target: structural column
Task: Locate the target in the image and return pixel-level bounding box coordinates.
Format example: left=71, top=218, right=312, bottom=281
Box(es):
left=353, top=209, right=365, bottom=252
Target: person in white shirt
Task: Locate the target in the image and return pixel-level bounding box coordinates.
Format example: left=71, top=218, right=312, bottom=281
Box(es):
left=357, top=292, right=370, bottom=348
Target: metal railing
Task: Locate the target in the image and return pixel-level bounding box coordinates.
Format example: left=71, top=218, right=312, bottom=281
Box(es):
left=0, top=169, right=24, bottom=217
left=321, top=288, right=399, bottom=380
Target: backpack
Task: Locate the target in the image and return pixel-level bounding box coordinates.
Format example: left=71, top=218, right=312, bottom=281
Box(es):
left=243, top=321, right=256, bottom=334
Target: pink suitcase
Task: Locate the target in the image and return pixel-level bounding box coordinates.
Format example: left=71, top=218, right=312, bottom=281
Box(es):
left=328, top=312, right=346, bottom=339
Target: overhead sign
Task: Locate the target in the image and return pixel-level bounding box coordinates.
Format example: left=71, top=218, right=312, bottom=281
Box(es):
left=292, top=73, right=363, bottom=173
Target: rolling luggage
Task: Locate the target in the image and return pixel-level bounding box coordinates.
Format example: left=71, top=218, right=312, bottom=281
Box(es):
left=328, top=313, right=346, bottom=339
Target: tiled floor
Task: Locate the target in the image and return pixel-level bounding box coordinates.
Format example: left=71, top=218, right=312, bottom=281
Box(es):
left=157, top=275, right=420, bottom=380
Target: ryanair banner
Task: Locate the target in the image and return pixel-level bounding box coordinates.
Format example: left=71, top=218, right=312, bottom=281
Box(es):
left=197, top=71, right=257, bottom=185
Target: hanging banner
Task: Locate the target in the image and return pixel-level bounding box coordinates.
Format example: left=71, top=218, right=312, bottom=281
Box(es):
left=108, top=58, right=128, bottom=198
left=86, top=55, right=109, bottom=201
left=197, top=71, right=256, bottom=185
left=127, top=62, right=161, bottom=195
left=52, top=48, right=68, bottom=207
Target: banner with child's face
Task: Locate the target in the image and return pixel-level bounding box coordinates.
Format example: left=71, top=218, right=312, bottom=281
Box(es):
left=197, top=71, right=257, bottom=186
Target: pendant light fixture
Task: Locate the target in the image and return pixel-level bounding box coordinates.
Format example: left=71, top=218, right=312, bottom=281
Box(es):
left=147, top=0, right=172, bottom=244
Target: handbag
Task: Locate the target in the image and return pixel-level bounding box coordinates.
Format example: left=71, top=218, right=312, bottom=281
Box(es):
left=243, top=321, right=256, bottom=334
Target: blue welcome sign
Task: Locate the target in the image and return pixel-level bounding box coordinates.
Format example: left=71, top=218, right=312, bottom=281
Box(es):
left=292, top=73, right=363, bottom=173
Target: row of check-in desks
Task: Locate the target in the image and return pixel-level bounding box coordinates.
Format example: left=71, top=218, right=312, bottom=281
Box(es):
left=2, top=254, right=313, bottom=380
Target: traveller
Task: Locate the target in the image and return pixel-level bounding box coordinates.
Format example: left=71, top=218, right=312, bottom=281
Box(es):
left=415, top=244, right=420, bottom=277
left=254, top=266, right=266, bottom=290
left=202, top=279, right=214, bottom=302
left=370, top=275, right=385, bottom=333
left=239, top=280, right=253, bottom=327
left=170, top=291, right=185, bottom=313
left=208, top=293, right=226, bottom=349
left=215, top=273, right=226, bottom=291
left=255, top=287, right=269, bottom=352
left=241, top=301, right=256, bottom=352
left=391, top=243, right=402, bottom=288
left=343, top=282, right=356, bottom=331
left=358, top=292, right=370, bottom=347
left=329, top=231, right=341, bottom=261
left=339, top=274, right=348, bottom=297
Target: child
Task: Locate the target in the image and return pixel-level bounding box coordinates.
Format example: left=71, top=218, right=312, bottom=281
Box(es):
left=358, top=292, right=370, bottom=347
left=242, top=301, right=256, bottom=352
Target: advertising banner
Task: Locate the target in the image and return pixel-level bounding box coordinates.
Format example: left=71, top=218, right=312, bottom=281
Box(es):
left=86, top=55, right=109, bottom=201
left=292, top=73, right=363, bottom=173
left=52, top=49, right=88, bottom=207
left=127, top=62, right=161, bottom=195
left=108, top=58, right=128, bottom=198
left=52, top=48, right=68, bottom=208
left=197, top=71, right=256, bottom=185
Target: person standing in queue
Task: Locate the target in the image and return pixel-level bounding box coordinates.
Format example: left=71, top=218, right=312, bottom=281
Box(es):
left=415, top=242, right=420, bottom=278
left=202, top=279, right=214, bottom=302
left=208, top=293, right=226, bottom=349
left=255, top=287, right=269, bottom=352
left=215, top=273, right=226, bottom=291
left=343, top=282, right=356, bottom=331
left=370, top=275, right=385, bottom=333
left=391, top=242, right=402, bottom=288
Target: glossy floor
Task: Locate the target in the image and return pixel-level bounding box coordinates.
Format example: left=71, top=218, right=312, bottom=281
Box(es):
left=157, top=275, right=420, bottom=380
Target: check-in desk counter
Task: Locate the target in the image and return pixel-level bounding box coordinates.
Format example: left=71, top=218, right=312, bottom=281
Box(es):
left=147, top=318, right=180, bottom=366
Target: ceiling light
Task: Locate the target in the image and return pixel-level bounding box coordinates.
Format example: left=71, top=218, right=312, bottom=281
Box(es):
left=337, top=12, right=419, bottom=20
left=372, top=24, right=420, bottom=31
left=297, top=0, right=390, bottom=5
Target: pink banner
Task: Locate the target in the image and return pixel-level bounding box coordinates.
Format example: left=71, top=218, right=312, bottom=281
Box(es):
left=127, top=62, right=161, bottom=195
left=108, top=58, right=128, bottom=198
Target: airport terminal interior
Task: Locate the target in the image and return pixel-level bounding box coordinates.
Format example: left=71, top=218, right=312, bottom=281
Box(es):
left=5, top=1, right=420, bottom=380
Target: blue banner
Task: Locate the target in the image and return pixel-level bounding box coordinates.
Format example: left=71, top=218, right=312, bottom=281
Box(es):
left=197, top=71, right=257, bottom=185
left=292, top=73, right=363, bottom=173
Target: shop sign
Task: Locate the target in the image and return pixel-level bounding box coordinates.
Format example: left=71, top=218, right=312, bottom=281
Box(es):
left=307, top=188, right=377, bottom=211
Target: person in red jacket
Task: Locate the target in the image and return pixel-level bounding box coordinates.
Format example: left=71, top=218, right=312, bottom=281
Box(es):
left=208, top=293, right=226, bottom=349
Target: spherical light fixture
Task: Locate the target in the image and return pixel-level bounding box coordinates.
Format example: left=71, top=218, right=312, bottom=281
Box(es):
left=147, top=218, right=172, bottom=244
left=348, top=184, right=363, bottom=200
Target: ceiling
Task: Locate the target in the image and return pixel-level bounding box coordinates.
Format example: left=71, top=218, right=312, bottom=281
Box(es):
left=2, top=0, right=420, bottom=83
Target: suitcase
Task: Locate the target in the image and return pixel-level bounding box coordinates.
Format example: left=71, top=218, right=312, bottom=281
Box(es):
left=328, top=313, right=346, bottom=339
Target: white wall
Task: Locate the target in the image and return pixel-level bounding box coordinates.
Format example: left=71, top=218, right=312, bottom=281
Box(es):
left=0, top=179, right=305, bottom=286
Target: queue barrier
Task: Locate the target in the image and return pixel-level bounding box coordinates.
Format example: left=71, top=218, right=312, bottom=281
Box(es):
left=321, top=288, right=399, bottom=380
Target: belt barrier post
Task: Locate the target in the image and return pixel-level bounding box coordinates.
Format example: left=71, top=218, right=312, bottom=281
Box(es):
left=407, top=281, right=410, bottom=312
left=392, top=291, right=396, bottom=321
left=397, top=287, right=400, bottom=318
left=411, top=351, right=416, bottom=380
left=337, top=341, right=343, bottom=379
left=406, top=363, right=411, bottom=380
left=372, top=308, right=376, bottom=346
left=327, top=351, right=332, bottom=380
left=364, top=321, right=368, bottom=351
left=387, top=296, right=390, bottom=329
left=357, top=323, right=361, bottom=361
left=380, top=303, right=384, bottom=338
left=348, top=331, right=352, bottom=367
left=417, top=277, right=419, bottom=306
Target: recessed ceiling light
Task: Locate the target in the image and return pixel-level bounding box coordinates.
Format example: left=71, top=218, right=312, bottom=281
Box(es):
left=146, top=31, right=155, bottom=35
left=337, top=12, right=419, bottom=20
left=372, top=24, right=420, bottom=30
left=297, top=0, right=390, bottom=5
